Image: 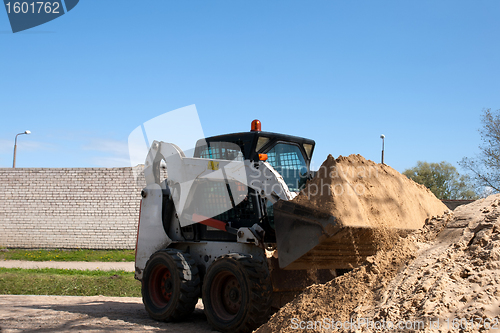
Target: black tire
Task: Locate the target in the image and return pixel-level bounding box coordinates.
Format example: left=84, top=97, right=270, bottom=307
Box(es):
left=202, top=254, right=273, bottom=333
left=142, top=249, right=200, bottom=322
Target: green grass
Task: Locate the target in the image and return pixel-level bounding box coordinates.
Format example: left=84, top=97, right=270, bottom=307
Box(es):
left=0, top=249, right=135, bottom=262
left=0, top=268, right=141, bottom=297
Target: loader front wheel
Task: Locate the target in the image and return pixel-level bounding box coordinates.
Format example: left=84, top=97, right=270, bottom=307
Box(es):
left=142, top=249, right=200, bottom=322
left=202, top=254, right=272, bottom=333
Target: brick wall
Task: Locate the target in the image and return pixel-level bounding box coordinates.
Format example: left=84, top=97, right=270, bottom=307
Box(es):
left=0, top=166, right=149, bottom=249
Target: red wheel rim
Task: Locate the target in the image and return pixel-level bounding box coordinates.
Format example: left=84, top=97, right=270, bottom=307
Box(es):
left=210, top=271, right=242, bottom=321
left=149, top=264, right=173, bottom=308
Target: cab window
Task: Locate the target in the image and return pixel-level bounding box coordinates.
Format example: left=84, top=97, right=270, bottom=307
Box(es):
left=265, top=143, right=308, bottom=192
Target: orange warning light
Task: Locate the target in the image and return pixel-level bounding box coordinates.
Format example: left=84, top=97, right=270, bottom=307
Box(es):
left=259, top=154, right=268, bottom=161
left=251, top=119, right=261, bottom=132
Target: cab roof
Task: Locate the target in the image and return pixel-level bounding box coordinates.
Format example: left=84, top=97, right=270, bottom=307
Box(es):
left=197, top=131, right=315, bottom=163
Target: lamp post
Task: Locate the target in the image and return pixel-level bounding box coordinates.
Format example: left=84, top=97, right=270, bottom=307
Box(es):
left=13, top=130, right=31, bottom=168
left=380, top=134, right=385, bottom=165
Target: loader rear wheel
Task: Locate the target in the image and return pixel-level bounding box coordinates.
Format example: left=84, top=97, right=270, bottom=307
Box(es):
left=202, top=254, right=272, bottom=333
left=142, top=249, right=200, bottom=322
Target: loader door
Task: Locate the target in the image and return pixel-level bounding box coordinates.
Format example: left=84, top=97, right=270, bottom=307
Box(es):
left=195, top=183, right=261, bottom=241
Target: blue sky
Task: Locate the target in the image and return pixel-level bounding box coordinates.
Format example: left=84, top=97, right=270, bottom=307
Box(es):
left=1, top=0, right=499, bottom=173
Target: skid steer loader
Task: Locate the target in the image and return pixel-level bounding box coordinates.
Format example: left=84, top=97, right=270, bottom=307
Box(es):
left=135, top=120, right=391, bottom=332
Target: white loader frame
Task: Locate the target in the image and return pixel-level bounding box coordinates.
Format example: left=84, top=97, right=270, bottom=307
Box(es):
left=135, top=141, right=295, bottom=279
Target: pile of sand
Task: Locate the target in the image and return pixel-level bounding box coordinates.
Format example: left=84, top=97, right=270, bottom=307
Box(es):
left=257, top=194, right=500, bottom=333
left=293, top=154, right=448, bottom=229
left=363, top=196, right=500, bottom=332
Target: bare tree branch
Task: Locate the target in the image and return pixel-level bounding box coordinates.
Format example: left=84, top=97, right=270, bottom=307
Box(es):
left=459, top=109, right=500, bottom=194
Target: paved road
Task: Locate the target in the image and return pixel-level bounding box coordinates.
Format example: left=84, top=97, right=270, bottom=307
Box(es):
left=0, top=260, right=135, bottom=272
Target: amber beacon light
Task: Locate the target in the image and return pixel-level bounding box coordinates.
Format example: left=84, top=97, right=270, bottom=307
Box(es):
left=251, top=119, right=262, bottom=132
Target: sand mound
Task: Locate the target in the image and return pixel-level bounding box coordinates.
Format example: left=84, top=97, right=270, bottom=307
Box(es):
left=293, top=154, right=448, bottom=229
left=257, top=195, right=500, bottom=333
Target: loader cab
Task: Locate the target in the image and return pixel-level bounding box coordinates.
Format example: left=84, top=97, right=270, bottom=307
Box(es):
left=187, top=122, right=315, bottom=243
left=194, top=128, right=315, bottom=188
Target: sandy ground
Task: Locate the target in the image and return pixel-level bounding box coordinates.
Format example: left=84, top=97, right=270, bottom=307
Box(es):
left=0, top=295, right=214, bottom=333
left=257, top=195, right=500, bottom=333
left=0, top=261, right=212, bottom=332
left=0, top=260, right=134, bottom=272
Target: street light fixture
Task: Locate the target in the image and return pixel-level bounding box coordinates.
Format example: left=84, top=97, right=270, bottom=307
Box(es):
left=380, top=134, right=385, bottom=165
left=13, top=130, right=31, bottom=168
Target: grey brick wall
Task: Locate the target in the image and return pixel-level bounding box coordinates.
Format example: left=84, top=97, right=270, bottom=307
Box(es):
left=0, top=166, right=152, bottom=249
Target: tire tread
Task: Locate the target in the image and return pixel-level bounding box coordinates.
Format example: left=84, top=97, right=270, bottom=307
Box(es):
left=204, top=253, right=273, bottom=333
left=142, top=248, right=200, bottom=322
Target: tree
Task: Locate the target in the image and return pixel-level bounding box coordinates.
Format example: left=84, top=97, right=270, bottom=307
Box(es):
left=403, top=161, right=478, bottom=200
left=459, top=108, right=500, bottom=193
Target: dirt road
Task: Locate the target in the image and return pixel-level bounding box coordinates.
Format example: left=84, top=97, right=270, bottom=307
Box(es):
left=0, top=295, right=214, bottom=333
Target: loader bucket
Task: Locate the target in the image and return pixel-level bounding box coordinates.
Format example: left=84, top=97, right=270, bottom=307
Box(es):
left=273, top=200, right=406, bottom=270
